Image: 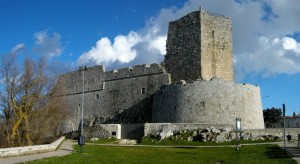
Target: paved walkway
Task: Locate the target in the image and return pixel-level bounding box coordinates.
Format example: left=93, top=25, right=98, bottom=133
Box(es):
left=0, top=139, right=74, bottom=164
left=276, top=141, right=300, bottom=164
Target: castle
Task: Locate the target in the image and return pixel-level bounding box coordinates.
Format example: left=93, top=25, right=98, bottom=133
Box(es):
left=55, top=8, right=264, bottom=139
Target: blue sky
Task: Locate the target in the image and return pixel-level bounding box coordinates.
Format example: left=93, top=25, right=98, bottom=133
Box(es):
left=0, top=0, right=300, bottom=116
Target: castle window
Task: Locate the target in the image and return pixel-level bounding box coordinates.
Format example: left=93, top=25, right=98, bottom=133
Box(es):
left=141, top=88, right=146, bottom=94
left=112, top=131, right=116, bottom=136
left=95, top=94, right=100, bottom=99
left=212, top=30, right=215, bottom=38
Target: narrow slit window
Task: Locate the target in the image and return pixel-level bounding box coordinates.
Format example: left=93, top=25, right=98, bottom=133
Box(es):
left=141, top=88, right=146, bottom=94
left=95, top=94, right=100, bottom=99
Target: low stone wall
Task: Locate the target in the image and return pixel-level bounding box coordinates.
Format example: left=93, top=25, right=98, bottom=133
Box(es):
left=144, top=124, right=300, bottom=142
left=86, top=124, right=145, bottom=140
left=144, top=123, right=234, bottom=136
left=85, top=124, right=121, bottom=139
left=0, top=136, right=65, bottom=158
left=244, top=128, right=300, bottom=140
left=121, top=124, right=144, bottom=139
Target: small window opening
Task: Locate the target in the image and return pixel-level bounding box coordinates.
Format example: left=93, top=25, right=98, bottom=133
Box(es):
left=141, top=88, right=146, bottom=94
left=95, top=94, right=100, bottom=99
left=112, top=131, right=116, bottom=136
left=212, top=30, right=215, bottom=38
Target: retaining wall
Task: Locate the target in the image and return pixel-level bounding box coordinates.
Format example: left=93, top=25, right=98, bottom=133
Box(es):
left=0, top=136, right=65, bottom=158
left=144, top=123, right=234, bottom=136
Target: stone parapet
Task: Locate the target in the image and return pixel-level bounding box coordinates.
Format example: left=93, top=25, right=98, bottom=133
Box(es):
left=104, top=64, right=165, bottom=81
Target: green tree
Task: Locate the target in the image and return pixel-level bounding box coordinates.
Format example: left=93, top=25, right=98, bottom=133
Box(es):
left=263, top=107, right=282, bottom=128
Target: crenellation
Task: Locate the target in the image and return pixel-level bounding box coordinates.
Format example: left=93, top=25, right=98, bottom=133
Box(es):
left=104, top=63, right=165, bottom=81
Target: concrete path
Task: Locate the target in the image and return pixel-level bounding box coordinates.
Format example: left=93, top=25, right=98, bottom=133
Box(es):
left=0, top=139, right=74, bottom=164
left=276, top=141, right=300, bottom=164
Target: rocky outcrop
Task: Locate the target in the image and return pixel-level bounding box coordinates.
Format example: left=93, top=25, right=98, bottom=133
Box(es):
left=145, top=127, right=282, bottom=143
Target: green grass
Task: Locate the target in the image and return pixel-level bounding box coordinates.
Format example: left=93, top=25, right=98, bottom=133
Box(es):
left=29, top=144, right=295, bottom=164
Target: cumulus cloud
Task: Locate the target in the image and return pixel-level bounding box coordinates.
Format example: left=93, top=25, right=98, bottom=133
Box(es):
left=77, top=32, right=141, bottom=66
left=235, top=36, right=300, bottom=78
left=77, top=0, right=300, bottom=80
left=34, top=31, right=63, bottom=58
left=76, top=29, right=167, bottom=68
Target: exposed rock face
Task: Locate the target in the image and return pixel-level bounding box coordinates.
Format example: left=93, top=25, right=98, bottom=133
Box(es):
left=145, top=127, right=283, bottom=143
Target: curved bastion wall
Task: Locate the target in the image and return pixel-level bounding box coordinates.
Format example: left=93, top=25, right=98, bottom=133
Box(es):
left=152, top=78, right=264, bottom=129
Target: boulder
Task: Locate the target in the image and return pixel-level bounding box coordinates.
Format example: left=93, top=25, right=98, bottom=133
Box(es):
left=211, top=127, right=221, bottom=134
left=159, top=130, right=173, bottom=140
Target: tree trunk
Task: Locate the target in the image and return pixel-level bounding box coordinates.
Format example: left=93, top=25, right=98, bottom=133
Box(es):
left=23, top=114, right=33, bottom=145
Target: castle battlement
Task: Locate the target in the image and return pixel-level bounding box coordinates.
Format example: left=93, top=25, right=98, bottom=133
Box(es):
left=104, top=64, right=165, bottom=81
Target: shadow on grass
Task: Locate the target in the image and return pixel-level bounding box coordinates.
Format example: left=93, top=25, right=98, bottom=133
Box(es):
left=265, top=145, right=291, bottom=159
left=175, top=151, right=198, bottom=155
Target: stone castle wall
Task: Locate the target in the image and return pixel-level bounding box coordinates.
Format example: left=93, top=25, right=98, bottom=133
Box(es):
left=55, top=64, right=171, bottom=127
left=165, top=11, right=201, bottom=83
left=200, top=11, right=233, bottom=81
left=56, top=65, right=105, bottom=96
left=164, top=9, right=233, bottom=83
left=152, top=78, right=264, bottom=129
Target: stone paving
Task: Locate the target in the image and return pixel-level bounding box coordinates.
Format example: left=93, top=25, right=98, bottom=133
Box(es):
left=0, top=139, right=73, bottom=164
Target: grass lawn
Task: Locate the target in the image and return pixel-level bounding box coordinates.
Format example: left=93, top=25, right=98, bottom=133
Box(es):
left=29, top=144, right=296, bottom=164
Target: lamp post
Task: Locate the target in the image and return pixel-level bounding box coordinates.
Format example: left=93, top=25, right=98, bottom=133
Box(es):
left=78, top=66, right=87, bottom=153
left=283, top=104, right=286, bottom=152
left=236, top=118, right=241, bottom=151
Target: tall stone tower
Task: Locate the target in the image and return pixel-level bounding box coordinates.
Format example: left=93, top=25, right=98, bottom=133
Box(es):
left=164, top=8, right=233, bottom=82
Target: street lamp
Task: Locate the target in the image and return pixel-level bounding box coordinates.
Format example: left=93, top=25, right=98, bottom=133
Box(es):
left=236, top=118, right=241, bottom=150
left=78, top=66, right=87, bottom=153
left=283, top=104, right=286, bottom=152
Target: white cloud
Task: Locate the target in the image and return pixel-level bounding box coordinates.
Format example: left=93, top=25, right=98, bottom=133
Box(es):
left=235, top=36, right=300, bottom=77
left=282, top=37, right=300, bottom=54
left=11, top=43, right=25, bottom=54
left=149, top=36, right=167, bottom=55
left=34, top=31, right=63, bottom=58
left=77, top=32, right=141, bottom=66
left=77, top=0, right=300, bottom=79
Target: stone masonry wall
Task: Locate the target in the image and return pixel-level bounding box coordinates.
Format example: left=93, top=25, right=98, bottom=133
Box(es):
left=144, top=123, right=299, bottom=142
left=56, top=65, right=105, bottom=96
left=164, top=11, right=201, bottom=83
left=152, top=78, right=264, bottom=129
left=144, top=123, right=234, bottom=136
left=56, top=64, right=171, bottom=128
left=99, top=65, right=170, bottom=123
left=200, top=11, right=233, bottom=81
left=164, top=9, right=233, bottom=83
